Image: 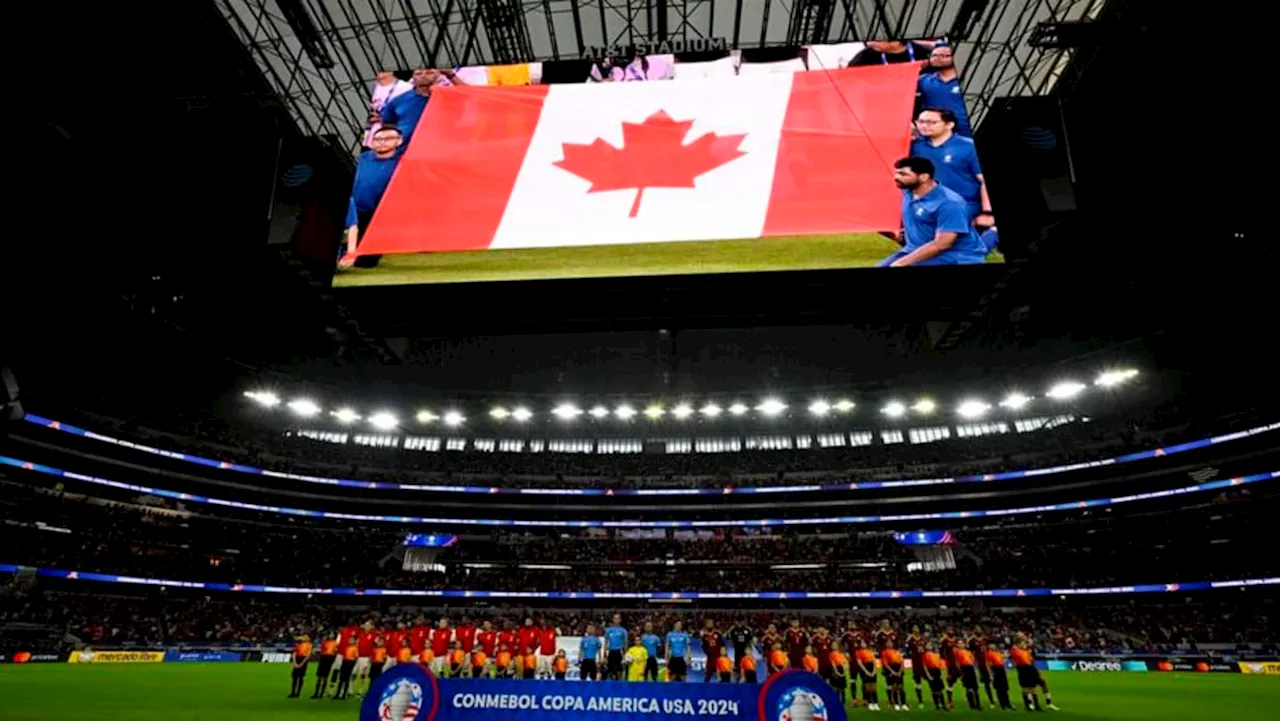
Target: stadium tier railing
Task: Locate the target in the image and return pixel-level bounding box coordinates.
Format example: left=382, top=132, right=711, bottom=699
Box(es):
left=1, top=452, right=1275, bottom=528
left=20, top=413, right=1280, bottom=496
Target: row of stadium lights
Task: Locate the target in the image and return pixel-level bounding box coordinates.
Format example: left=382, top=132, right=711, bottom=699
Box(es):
left=243, top=369, right=1138, bottom=432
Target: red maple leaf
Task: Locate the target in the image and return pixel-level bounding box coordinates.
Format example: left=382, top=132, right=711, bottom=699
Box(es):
left=553, top=110, right=747, bottom=217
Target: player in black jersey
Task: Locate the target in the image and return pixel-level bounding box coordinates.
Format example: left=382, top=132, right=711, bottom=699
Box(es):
left=903, top=625, right=927, bottom=709
left=967, top=627, right=995, bottom=706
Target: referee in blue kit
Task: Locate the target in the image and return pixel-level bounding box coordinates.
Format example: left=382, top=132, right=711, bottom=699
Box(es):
left=338, top=124, right=404, bottom=269
left=878, top=157, right=988, bottom=267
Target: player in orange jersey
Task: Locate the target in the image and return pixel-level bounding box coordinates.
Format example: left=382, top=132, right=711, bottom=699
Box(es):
left=553, top=650, right=569, bottom=680
left=741, top=651, right=759, bottom=683
left=802, top=645, right=820, bottom=674
left=954, top=641, right=982, bottom=710
left=334, top=639, right=359, bottom=700
left=920, top=644, right=947, bottom=710
left=522, top=651, right=537, bottom=680
left=289, top=635, right=313, bottom=698
left=768, top=643, right=788, bottom=675
left=881, top=639, right=906, bottom=711
left=1011, top=639, right=1059, bottom=711
left=828, top=640, right=850, bottom=706
left=716, top=648, right=734, bottom=682
left=985, top=644, right=1015, bottom=710
left=312, top=633, right=338, bottom=698
left=854, top=639, right=880, bottom=711
left=471, top=649, right=489, bottom=679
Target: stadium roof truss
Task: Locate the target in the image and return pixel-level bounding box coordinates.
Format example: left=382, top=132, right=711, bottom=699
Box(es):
left=218, top=0, right=1108, bottom=158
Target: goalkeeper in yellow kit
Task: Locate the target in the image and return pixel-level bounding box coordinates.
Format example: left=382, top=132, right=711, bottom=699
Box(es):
left=624, top=635, right=650, bottom=682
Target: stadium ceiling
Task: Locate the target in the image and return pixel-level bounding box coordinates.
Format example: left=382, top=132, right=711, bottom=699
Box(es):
left=218, top=0, right=1107, bottom=156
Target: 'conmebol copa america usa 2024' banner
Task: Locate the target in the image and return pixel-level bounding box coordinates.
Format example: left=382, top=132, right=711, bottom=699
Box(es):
left=362, top=664, right=846, bottom=721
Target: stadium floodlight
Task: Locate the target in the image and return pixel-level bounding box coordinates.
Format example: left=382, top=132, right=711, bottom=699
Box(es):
left=615, top=405, right=637, bottom=420
left=643, top=404, right=665, bottom=419
left=808, top=400, right=831, bottom=416
left=912, top=399, right=937, bottom=415
left=999, top=392, right=1032, bottom=410
left=489, top=407, right=510, bottom=420
left=672, top=404, right=694, bottom=419
left=552, top=403, right=583, bottom=420
left=756, top=398, right=787, bottom=416
left=243, top=391, right=280, bottom=408
left=589, top=405, right=610, bottom=419
left=1046, top=381, right=1086, bottom=400
left=368, top=412, right=398, bottom=430
left=1095, top=368, right=1139, bottom=387
left=286, top=399, right=321, bottom=417
left=881, top=401, right=907, bottom=418
left=700, top=403, right=722, bottom=418
left=834, top=399, right=855, bottom=412
left=331, top=408, right=360, bottom=423
left=511, top=407, right=533, bottom=422
left=957, top=400, right=992, bottom=419
left=728, top=402, right=749, bottom=416
left=443, top=410, right=465, bottom=427
left=415, top=410, right=438, bottom=424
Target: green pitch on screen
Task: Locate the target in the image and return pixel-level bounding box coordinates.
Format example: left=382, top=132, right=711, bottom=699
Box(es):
left=0, top=666, right=1274, bottom=721
left=333, top=234, right=1005, bottom=287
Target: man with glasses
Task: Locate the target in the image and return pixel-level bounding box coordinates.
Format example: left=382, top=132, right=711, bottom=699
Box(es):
left=917, top=45, right=972, bottom=137
left=338, top=124, right=404, bottom=269
left=910, top=108, right=993, bottom=231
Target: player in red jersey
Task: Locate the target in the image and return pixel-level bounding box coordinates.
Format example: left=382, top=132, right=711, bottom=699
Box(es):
left=938, top=627, right=960, bottom=708
left=518, top=617, right=539, bottom=657
left=385, top=622, right=406, bottom=669
left=333, top=621, right=360, bottom=685
left=785, top=619, right=808, bottom=669
left=456, top=617, right=477, bottom=654
left=810, top=626, right=835, bottom=683
left=429, top=618, right=453, bottom=676
left=760, top=623, right=782, bottom=662
left=408, top=617, right=429, bottom=656
left=497, top=621, right=518, bottom=657
left=477, top=621, right=498, bottom=658
left=873, top=619, right=898, bottom=652
left=903, top=625, right=927, bottom=708
left=700, top=619, right=724, bottom=683
left=537, top=618, right=558, bottom=679
left=354, top=622, right=379, bottom=696
left=967, top=626, right=995, bottom=706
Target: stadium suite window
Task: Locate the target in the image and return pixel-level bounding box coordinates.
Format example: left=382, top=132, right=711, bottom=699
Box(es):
left=529, top=440, right=545, bottom=453
left=473, top=438, right=496, bottom=452
left=297, top=430, right=347, bottom=444
left=957, top=422, right=1009, bottom=438
left=816, top=433, right=847, bottom=448
left=881, top=429, right=905, bottom=445
left=745, top=435, right=793, bottom=450
left=908, top=427, right=952, bottom=444
left=404, top=436, right=440, bottom=451
left=445, top=438, right=467, bottom=451
left=795, top=435, right=813, bottom=449
left=694, top=437, right=741, bottom=453
left=850, top=431, right=874, bottom=447
left=598, top=439, right=642, bottom=454
left=497, top=439, right=524, bottom=452
left=353, top=434, right=398, bottom=448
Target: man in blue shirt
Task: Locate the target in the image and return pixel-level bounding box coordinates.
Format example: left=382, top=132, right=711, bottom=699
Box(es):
left=376, top=66, right=463, bottom=148
left=665, top=620, right=692, bottom=682
left=878, top=156, right=988, bottom=267
left=579, top=625, right=603, bottom=681
left=910, top=108, right=993, bottom=228
left=917, top=45, right=972, bottom=137
left=641, top=622, right=662, bottom=681
left=604, top=614, right=629, bottom=681
left=338, top=124, right=405, bottom=269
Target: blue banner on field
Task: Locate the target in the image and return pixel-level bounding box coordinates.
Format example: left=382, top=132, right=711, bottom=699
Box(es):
left=163, top=650, right=243, bottom=663
left=361, top=664, right=847, bottom=721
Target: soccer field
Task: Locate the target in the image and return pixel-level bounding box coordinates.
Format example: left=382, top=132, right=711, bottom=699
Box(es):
left=332, top=234, right=1003, bottom=286
left=0, top=665, right=1273, bottom=720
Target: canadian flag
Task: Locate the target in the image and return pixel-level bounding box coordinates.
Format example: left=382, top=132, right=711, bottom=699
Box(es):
left=357, top=63, right=920, bottom=255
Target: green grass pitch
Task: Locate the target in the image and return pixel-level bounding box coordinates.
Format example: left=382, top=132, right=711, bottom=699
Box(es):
left=0, top=665, right=1273, bottom=720
left=332, top=234, right=1004, bottom=286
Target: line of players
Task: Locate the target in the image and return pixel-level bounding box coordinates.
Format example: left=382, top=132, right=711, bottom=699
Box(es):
left=285, top=614, right=1060, bottom=712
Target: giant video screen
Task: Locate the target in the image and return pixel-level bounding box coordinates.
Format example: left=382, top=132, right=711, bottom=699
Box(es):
left=335, top=40, right=1000, bottom=287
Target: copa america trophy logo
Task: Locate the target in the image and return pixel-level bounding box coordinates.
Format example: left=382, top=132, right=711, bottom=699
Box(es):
left=377, top=677, right=424, bottom=721
left=776, top=687, right=828, bottom=721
